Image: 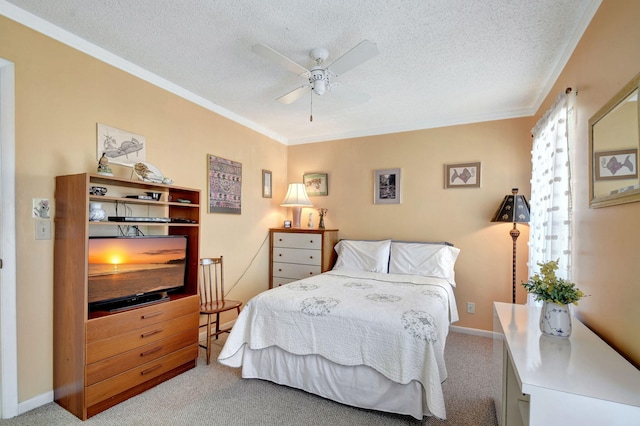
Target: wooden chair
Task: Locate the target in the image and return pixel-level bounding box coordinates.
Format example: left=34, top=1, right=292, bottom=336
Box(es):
left=198, top=256, right=242, bottom=364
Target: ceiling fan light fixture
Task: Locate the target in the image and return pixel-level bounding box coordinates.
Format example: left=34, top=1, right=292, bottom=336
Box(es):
left=313, top=79, right=326, bottom=95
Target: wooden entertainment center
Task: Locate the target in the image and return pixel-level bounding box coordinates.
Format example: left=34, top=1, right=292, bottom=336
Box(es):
left=54, top=173, right=201, bottom=420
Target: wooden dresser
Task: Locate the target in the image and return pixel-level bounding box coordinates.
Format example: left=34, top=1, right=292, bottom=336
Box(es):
left=269, top=228, right=338, bottom=288
left=54, top=173, right=201, bottom=420
left=493, top=302, right=640, bottom=426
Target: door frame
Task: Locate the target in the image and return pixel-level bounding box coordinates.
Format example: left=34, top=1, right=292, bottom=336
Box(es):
left=0, top=58, right=18, bottom=419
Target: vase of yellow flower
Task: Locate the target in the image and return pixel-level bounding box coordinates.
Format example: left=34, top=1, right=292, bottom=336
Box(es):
left=521, top=260, right=585, bottom=338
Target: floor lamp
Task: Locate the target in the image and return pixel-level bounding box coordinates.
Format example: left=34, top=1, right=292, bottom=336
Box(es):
left=281, top=183, right=313, bottom=228
left=491, top=188, right=530, bottom=303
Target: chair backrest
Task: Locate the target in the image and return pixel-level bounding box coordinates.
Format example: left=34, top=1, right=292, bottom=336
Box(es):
left=199, top=257, right=224, bottom=305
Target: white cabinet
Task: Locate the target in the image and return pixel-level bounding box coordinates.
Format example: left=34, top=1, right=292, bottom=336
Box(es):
left=269, top=228, right=338, bottom=288
left=493, top=302, right=640, bottom=426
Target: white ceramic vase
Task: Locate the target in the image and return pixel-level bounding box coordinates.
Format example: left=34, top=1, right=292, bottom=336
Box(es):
left=89, top=202, right=107, bottom=222
left=539, top=301, right=572, bottom=338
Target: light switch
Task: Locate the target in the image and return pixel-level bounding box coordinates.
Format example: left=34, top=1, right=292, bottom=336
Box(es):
left=35, top=219, right=51, bottom=240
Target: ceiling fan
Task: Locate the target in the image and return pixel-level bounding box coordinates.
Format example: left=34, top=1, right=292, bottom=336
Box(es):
left=252, top=40, right=379, bottom=106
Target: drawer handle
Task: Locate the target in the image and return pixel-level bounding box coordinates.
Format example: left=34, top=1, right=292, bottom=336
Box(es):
left=309, top=256, right=314, bottom=259
left=309, top=272, right=313, bottom=275
left=309, top=240, right=314, bottom=243
left=141, top=329, right=163, bottom=338
left=278, top=253, right=282, bottom=257
left=140, top=346, right=163, bottom=357
left=141, top=311, right=163, bottom=319
left=278, top=268, right=282, bottom=272
left=140, top=364, right=163, bottom=376
left=279, top=238, right=283, bottom=242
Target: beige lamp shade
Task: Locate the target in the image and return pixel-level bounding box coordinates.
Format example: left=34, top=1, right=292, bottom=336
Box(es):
left=281, top=183, right=312, bottom=227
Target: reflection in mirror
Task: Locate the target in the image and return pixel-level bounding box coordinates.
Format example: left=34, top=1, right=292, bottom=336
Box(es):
left=589, top=72, right=640, bottom=208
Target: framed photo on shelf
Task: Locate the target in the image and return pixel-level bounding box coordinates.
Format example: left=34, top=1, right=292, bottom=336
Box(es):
left=303, top=173, right=328, bottom=196
left=262, top=169, right=272, bottom=198
left=594, top=149, right=638, bottom=180
left=444, top=162, right=481, bottom=188
left=374, top=168, right=401, bottom=204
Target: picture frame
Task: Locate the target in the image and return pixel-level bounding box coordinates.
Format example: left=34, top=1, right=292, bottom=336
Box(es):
left=208, top=154, right=242, bottom=214
left=374, top=168, right=401, bottom=204
left=262, top=169, right=272, bottom=198
left=444, top=162, right=481, bottom=188
left=283, top=220, right=292, bottom=228
left=303, top=173, right=328, bottom=196
left=594, top=149, right=638, bottom=180
left=96, top=123, right=146, bottom=166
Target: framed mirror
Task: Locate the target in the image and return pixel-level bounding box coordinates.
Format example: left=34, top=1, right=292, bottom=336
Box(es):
left=589, top=71, right=640, bottom=208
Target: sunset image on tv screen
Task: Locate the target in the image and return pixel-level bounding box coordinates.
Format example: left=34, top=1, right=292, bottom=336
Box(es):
left=88, top=237, right=187, bottom=304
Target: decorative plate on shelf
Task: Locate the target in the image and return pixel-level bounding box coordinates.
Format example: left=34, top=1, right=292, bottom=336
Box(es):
left=133, top=162, right=164, bottom=183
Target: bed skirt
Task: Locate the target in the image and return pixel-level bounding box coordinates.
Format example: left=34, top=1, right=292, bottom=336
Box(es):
left=226, top=344, right=433, bottom=420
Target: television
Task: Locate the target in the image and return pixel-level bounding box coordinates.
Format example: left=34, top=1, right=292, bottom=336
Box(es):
left=88, top=235, right=188, bottom=312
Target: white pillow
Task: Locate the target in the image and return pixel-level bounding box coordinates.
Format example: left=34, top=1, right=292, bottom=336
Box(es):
left=332, top=239, right=391, bottom=273
left=388, top=242, right=460, bottom=285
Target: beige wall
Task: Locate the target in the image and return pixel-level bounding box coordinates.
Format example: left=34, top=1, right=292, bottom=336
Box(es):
left=3, top=0, right=640, bottom=408
left=288, top=118, right=534, bottom=331
left=534, top=1, right=640, bottom=366
left=1, top=17, right=287, bottom=402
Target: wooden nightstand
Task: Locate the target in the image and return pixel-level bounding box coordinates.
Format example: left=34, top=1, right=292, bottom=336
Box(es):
left=269, top=228, right=339, bottom=288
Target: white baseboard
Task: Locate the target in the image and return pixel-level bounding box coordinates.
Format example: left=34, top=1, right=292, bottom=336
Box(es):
left=17, top=390, right=53, bottom=416
left=449, top=325, right=498, bottom=339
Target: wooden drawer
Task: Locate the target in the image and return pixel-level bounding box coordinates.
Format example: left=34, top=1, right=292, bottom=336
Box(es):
left=85, top=329, right=197, bottom=386
left=86, top=312, right=198, bottom=364
left=273, top=232, right=322, bottom=249
left=87, top=296, right=199, bottom=343
left=272, top=262, right=321, bottom=280
left=273, top=247, right=321, bottom=266
left=86, top=345, right=198, bottom=408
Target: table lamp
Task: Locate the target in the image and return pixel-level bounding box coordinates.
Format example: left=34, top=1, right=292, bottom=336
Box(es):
left=281, top=183, right=313, bottom=228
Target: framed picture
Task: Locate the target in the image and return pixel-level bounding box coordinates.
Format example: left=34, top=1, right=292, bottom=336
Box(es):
left=262, top=169, right=272, bottom=198
left=303, top=173, right=328, bottom=196
left=374, top=168, right=401, bottom=204
left=283, top=220, right=292, bottom=228
left=208, top=154, right=242, bottom=214
left=96, top=123, right=146, bottom=166
left=594, top=149, right=638, bottom=180
left=445, top=162, right=481, bottom=188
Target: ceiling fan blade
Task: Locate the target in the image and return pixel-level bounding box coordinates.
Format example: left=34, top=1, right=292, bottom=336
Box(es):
left=329, top=83, right=370, bottom=104
left=327, top=40, right=379, bottom=77
left=252, top=44, right=309, bottom=76
left=276, top=84, right=312, bottom=104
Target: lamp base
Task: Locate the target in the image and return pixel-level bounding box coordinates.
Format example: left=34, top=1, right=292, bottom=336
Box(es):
left=291, top=207, right=303, bottom=228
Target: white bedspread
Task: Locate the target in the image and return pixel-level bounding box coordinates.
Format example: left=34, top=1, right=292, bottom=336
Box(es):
left=218, top=270, right=458, bottom=419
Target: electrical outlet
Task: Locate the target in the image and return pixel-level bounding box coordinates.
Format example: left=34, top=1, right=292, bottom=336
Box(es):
left=466, top=302, right=475, bottom=314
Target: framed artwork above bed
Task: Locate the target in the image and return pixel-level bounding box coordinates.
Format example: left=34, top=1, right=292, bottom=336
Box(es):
left=374, top=168, right=401, bottom=204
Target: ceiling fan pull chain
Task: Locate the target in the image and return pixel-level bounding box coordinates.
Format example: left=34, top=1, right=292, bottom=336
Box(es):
left=310, top=91, right=313, bottom=122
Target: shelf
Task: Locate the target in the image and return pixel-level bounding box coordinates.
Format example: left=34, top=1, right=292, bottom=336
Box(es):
left=89, top=195, right=199, bottom=208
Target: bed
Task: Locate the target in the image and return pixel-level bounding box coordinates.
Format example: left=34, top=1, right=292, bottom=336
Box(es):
left=218, top=239, right=460, bottom=420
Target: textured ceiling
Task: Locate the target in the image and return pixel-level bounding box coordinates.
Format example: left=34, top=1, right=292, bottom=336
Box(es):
left=2, top=0, right=600, bottom=144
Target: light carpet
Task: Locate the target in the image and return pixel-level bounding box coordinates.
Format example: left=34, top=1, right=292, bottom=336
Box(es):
left=4, top=331, right=497, bottom=425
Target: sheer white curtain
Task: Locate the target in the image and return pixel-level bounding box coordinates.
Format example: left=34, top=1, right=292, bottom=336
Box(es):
left=528, top=91, right=574, bottom=304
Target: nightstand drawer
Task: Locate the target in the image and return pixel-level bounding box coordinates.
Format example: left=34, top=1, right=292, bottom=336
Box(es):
left=272, top=262, right=321, bottom=280
left=272, top=277, right=300, bottom=287
left=273, top=232, right=322, bottom=249
left=273, top=247, right=321, bottom=265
